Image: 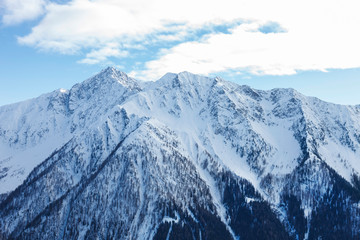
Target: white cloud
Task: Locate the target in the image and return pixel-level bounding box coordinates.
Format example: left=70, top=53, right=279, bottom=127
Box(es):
left=135, top=19, right=360, bottom=79
left=1, top=0, right=47, bottom=25
left=11, top=0, right=360, bottom=78
left=78, top=43, right=128, bottom=64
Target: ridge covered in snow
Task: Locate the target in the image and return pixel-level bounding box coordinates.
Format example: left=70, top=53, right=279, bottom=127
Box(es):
left=1, top=67, right=360, bottom=239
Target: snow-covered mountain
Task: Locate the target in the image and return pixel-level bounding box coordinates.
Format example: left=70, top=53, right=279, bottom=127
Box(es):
left=1, top=67, right=360, bottom=239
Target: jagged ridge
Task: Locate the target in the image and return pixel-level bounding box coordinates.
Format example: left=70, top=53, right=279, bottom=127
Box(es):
left=1, top=67, right=360, bottom=239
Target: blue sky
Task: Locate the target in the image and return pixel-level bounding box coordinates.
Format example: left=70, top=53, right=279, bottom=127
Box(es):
left=1, top=0, right=360, bottom=106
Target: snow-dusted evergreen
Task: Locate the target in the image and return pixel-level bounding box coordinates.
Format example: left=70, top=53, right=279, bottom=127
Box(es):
left=1, top=67, right=360, bottom=239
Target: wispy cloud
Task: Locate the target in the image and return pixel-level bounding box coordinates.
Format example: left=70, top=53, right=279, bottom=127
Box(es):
left=258, top=21, right=287, bottom=34
left=16, top=0, right=244, bottom=52
left=78, top=43, right=128, bottom=65
left=1, top=0, right=48, bottom=25
left=7, top=0, right=360, bottom=79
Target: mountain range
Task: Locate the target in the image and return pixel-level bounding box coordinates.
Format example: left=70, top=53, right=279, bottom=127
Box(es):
left=1, top=67, right=360, bottom=239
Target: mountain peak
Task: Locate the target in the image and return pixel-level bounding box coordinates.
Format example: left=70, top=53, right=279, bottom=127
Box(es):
left=66, top=67, right=140, bottom=113
left=97, top=66, right=128, bottom=80
left=157, top=71, right=214, bottom=90
left=100, top=66, right=123, bottom=74
left=76, top=67, right=138, bottom=91
left=158, top=72, right=178, bottom=82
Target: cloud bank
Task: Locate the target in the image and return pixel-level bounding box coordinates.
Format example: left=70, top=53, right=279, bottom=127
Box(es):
left=3, top=0, right=360, bottom=80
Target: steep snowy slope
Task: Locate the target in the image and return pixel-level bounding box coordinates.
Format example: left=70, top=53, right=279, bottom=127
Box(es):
left=1, top=67, right=360, bottom=239
left=0, top=68, right=140, bottom=194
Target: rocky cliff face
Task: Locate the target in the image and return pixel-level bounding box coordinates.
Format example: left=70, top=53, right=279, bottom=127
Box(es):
left=1, top=67, right=360, bottom=239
